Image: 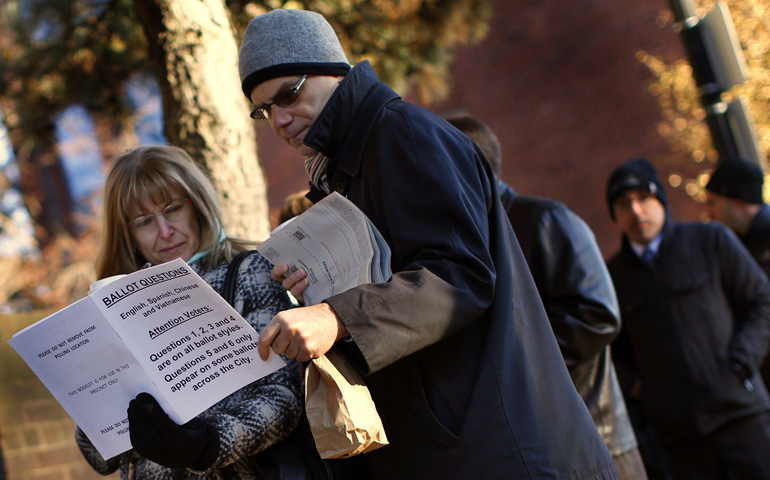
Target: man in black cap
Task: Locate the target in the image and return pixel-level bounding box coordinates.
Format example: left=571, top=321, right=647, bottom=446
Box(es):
left=606, top=158, right=770, bottom=479
left=705, top=159, right=770, bottom=276
left=705, top=159, right=770, bottom=391
left=238, top=8, right=617, bottom=480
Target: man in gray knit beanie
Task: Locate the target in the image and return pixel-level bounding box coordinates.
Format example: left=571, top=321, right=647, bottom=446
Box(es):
left=239, top=9, right=351, bottom=101
left=239, top=9, right=618, bottom=480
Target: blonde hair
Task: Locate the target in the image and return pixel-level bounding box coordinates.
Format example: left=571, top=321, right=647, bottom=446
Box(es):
left=96, top=145, right=253, bottom=279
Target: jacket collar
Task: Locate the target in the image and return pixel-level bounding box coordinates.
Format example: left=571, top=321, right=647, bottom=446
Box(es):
left=304, top=60, right=400, bottom=182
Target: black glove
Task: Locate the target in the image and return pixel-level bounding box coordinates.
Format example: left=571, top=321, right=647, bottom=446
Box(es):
left=127, top=392, right=218, bottom=469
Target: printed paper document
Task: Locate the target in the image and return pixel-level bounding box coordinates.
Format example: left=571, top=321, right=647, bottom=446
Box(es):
left=8, top=258, right=285, bottom=459
left=257, top=192, right=392, bottom=305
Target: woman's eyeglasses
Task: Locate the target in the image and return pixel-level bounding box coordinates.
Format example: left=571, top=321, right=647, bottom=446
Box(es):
left=127, top=199, right=193, bottom=234
left=250, top=75, right=308, bottom=121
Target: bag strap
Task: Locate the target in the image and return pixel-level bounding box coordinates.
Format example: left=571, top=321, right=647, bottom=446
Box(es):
left=223, top=250, right=255, bottom=306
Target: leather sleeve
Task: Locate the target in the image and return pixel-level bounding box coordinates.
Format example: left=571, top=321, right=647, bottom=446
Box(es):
left=522, top=202, right=621, bottom=369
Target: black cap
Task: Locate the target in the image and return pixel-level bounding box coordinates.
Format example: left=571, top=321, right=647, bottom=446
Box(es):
left=606, top=158, right=668, bottom=219
left=705, top=158, right=765, bottom=205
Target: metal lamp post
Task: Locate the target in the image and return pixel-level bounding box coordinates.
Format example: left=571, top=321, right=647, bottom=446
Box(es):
left=668, top=0, right=763, bottom=167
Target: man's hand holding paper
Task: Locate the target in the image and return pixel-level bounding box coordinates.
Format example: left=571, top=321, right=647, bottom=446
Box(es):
left=258, top=302, right=348, bottom=363
left=271, top=263, right=309, bottom=304
left=258, top=192, right=391, bottom=360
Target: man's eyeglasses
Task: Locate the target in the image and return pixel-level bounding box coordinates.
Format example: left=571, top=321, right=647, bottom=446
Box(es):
left=127, top=199, right=193, bottom=234
left=250, top=75, right=308, bottom=121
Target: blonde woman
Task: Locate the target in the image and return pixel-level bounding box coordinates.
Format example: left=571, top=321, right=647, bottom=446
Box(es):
left=75, top=145, right=324, bottom=479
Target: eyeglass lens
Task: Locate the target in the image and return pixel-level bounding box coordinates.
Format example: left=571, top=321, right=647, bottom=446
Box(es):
left=251, top=75, right=308, bottom=120
left=129, top=199, right=191, bottom=232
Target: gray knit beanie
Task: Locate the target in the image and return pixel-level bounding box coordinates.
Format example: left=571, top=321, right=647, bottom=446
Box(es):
left=239, top=9, right=351, bottom=99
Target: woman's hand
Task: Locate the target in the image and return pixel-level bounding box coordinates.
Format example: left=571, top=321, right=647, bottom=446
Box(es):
left=271, top=264, right=309, bottom=304
left=128, top=393, right=217, bottom=469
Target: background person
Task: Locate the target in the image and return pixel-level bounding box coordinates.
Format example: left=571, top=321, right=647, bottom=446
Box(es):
left=75, top=145, right=322, bottom=480
left=445, top=113, right=646, bottom=480
left=705, top=158, right=770, bottom=390
left=606, top=157, right=770, bottom=480
left=705, top=158, right=770, bottom=276
left=277, top=189, right=314, bottom=226
left=239, top=9, right=617, bottom=480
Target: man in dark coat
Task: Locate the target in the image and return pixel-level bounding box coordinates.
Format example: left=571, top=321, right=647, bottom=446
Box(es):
left=705, top=158, right=770, bottom=277
left=606, top=158, right=770, bottom=479
left=238, top=9, right=617, bottom=480
left=705, top=158, right=770, bottom=389
left=446, top=114, right=645, bottom=479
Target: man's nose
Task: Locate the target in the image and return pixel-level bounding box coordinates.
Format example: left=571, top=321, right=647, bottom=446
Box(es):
left=270, top=106, right=293, bottom=129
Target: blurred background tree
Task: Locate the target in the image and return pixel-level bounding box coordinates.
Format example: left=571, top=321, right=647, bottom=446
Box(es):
left=0, top=0, right=491, bottom=310
left=0, top=0, right=148, bottom=245
left=638, top=0, right=770, bottom=210
left=0, top=0, right=150, bottom=309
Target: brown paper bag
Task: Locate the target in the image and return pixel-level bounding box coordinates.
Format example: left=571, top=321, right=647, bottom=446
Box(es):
left=304, top=348, right=388, bottom=459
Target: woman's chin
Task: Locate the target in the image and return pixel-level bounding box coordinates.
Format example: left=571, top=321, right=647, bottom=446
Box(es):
left=154, top=252, right=190, bottom=265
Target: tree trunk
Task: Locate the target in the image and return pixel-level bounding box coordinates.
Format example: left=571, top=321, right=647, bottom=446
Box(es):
left=133, top=0, right=270, bottom=240
left=0, top=99, right=78, bottom=248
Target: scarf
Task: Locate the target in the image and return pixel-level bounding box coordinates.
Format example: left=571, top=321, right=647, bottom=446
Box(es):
left=187, top=225, right=227, bottom=265
left=304, top=152, right=330, bottom=193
